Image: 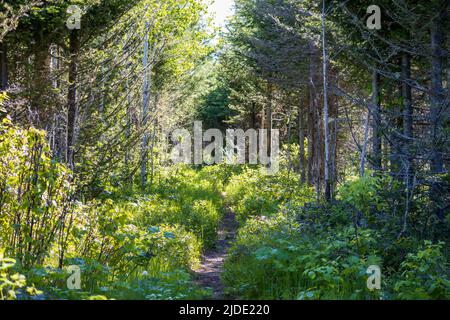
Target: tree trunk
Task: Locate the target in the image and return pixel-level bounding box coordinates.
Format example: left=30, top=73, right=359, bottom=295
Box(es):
left=287, top=106, right=293, bottom=176
left=0, top=41, right=7, bottom=90
left=123, top=34, right=132, bottom=186
left=361, top=110, right=371, bottom=177
left=430, top=10, right=445, bottom=219
left=330, top=70, right=339, bottom=199
left=448, top=30, right=450, bottom=90
left=402, top=53, right=413, bottom=191
left=298, top=102, right=306, bottom=184
left=371, top=70, right=382, bottom=171
left=265, top=82, right=273, bottom=158
left=331, top=101, right=338, bottom=198
left=32, top=41, right=52, bottom=128
left=390, top=81, right=403, bottom=179
left=125, top=78, right=132, bottom=185
left=315, top=106, right=322, bottom=200
left=251, top=102, right=257, bottom=129
left=307, top=85, right=315, bottom=186
left=149, top=93, right=159, bottom=189
left=141, top=23, right=151, bottom=190
left=307, top=41, right=318, bottom=187
left=260, top=106, right=265, bottom=130
left=67, top=30, right=80, bottom=170
left=50, top=45, right=65, bottom=161
left=322, top=0, right=331, bottom=201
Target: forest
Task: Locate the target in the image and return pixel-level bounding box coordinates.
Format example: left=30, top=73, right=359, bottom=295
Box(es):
left=0, top=0, right=449, bottom=301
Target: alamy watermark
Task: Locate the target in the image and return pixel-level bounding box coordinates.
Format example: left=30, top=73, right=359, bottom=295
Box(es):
left=170, top=122, right=280, bottom=174
left=66, top=5, right=82, bottom=30
left=366, top=265, right=381, bottom=291
left=66, top=265, right=81, bottom=290
left=367, top=5, right=382, bottom=30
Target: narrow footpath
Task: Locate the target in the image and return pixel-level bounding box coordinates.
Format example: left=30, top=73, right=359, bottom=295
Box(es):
left=194, top=204, right=238, bottom=299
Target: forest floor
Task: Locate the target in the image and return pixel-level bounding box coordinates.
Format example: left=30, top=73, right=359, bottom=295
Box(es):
left=194, top=202, right=238, bottom=299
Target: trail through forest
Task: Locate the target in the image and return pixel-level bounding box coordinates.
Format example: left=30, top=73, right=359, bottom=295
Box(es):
left=1, top=0, right=449, bottom=303
left=194, top=201, right=238, bottom=299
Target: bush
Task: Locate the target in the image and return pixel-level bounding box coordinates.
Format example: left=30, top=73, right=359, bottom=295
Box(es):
left=393, top=241, right=450, bottom=300
left=338, top=173, right=386, bottom=218
left=71, top=200, right=202, bottom=272
left=225, top=167, right=314, bottom=223
left=223, top=212, right=384, bottom=300
left=15, top=165, right=229, bottom=300
left=24, top=199, right=203, bottom=299
left=183, top=200, right=220, bottom=248
left=0, top=249, right=42, bottom=300
left=0, top=249, right=27, bottom=300
left=0, top=118, right=73, bottom=268
left=137, top=166, right=224, bottom=248
left=223, top=169, right=450, bottom=300
left=110, top=270, right=209, bottom=300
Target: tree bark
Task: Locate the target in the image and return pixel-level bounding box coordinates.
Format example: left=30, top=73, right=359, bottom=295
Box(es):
left=0, top=41, right=7, bottom=90
left=125, top=79, right=132, bottom=184
left=67, top=30, right=80, bottom=170
left=307, top=83, right=315, bottom=186
left=32, top=40, right=52, bottom=128
left=307, top=42, right=318, bottom=186
left=330, top=70, right=339, bottom=199
left=331, top=100, right=338, bottom=198
left=430, top=10, right=445, bottom=219
left=322, top=0, right=331, bottom=202
left=287, top=106, right=293, bottom=176
left=402, top=53, right=413, bottom=190
left=265, top=81, right=273, bottom=158
left=361, top=110, right=371, bottom=177
left=298, top=102, right=306, bottom=184
left=149, top=93, right=159, bottom=189
left=141, top=23, right=151, bottom=190
left=371, top=70, right=382, bottom=171
left=390, top=81, right=403, bottom=179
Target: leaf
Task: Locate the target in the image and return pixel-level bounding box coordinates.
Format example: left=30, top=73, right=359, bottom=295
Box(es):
left=148, top=226, right=160, bottom=234
left=164, top=231, right=176, bottom=239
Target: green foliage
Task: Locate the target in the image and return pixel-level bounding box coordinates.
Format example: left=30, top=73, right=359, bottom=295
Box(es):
left=0, top=119, right=73, bottom=268
left=338, top=173, right=386, bottom=217
left=0, top=249, right=27, bottom=300
left=393, top=242, right=450, bottom=300
left=2, top=0, right=449, bottom=303
left=13, top=165, right=230, bottom=300
left=141, top=165, right=225, bottom=248
left=0, top=124, right=219, bottom=299
left=225, top=167, right=314, bottom=223
left=222, top=170, right=450, bottom=300
left=223, top=213, right=383, bottom=300
left=0, top=249, right=42, bottom=300
left=110, top=270, right=209, bottom=300
left=70, top=201, right=203, bottom=271
left=0, top=92, right=7, bottom=113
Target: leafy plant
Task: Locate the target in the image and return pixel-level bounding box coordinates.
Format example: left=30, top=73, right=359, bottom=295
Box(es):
left=394, top=241, right=450, bottom=300
left=0, top=249, right=42, bottom=300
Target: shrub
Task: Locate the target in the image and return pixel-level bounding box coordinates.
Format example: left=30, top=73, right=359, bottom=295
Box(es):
left=110, top=270, right=209, bottom=300
left=223, top=212, right=384, bottom=300
left=70, top=201, right=202, bottom=274
left=338, top=173, right=385, bottom=218
left=225, top=167, right=314, bottom=223
left=393, top=241, right=450, bottom=300
left=137, top=166, right=224, bottom=248
left=0, top=249, right=42, bottom=300
left=0, top=118, right=73, bottom=268
left=25, top=200, right=203, bottom=299
left=183, top=200, right=220, bottom=248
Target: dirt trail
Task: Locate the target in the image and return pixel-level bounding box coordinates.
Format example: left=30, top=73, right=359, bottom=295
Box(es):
left=194, top=205, right=238, bottom=299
